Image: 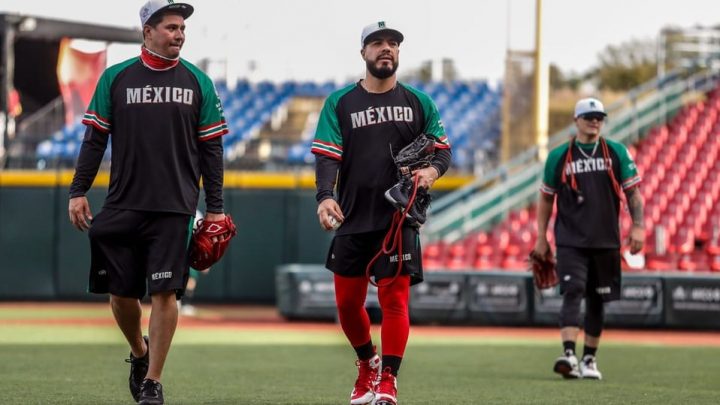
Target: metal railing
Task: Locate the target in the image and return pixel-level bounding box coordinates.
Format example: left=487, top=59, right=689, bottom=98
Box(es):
left=425, top=68, right=720, bottom=243
left=4, top=97, right=65, bottom=169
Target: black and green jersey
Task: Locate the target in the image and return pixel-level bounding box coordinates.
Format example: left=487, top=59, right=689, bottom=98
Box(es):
left=541, top=137, right=641, bottom=248
left=80, top=57, right=228, bottom=215
left=312, top=81, right=449, bottom=235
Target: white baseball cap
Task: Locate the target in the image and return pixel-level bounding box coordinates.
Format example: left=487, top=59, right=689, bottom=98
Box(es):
left=139, top=0, right=194, bottom=26
left=574, top=97, right=607, bottom=118
left=360, top=21, right=404, bottom=48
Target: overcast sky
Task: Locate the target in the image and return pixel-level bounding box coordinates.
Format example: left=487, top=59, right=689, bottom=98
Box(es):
left=2, top=0, right=719, bottom=85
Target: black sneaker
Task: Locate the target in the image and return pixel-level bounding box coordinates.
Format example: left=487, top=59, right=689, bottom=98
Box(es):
left=406, top=187, right=431, bottom=226
left=384, top=175, right=414, bottom=210
left=138, top=379, right=164, bottom=405
left=126, top=336, right=149, bottom=401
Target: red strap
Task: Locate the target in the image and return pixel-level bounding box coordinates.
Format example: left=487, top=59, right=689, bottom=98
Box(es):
left=366, top=174, right=421, bottom=287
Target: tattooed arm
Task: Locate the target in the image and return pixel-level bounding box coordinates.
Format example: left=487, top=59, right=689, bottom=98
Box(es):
left=625, top=186, right=645, bottom=254
left=532, top=192, right=555, bottom=256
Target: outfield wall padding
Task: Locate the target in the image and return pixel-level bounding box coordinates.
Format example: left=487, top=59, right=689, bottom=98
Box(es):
left=276, top=266, right=720, bottom=329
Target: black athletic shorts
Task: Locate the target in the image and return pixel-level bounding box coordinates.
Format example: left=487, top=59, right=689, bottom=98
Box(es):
left=87, top=208, right=194, bottom=299
left=326, top=226, right=424, bottom=286
left=556, top=246, right=622, bottom=302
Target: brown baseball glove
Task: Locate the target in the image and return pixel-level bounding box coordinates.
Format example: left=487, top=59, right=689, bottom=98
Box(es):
left=189, top=215, right=237, bottom=270
left=528, top=249, right=558, bottom=289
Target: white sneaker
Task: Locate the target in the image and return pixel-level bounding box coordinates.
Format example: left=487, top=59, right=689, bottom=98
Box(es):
left=180, top=304, right=197, bottom=316
left=373, top=367, right=398, bottom=405
left=350, top=354, right=381, bottom=405
left=580, top=355, right=602, bottom=380
left=553, top=352, right=580, bottom=379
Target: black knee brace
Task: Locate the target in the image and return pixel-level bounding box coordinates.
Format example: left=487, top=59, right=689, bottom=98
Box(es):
left=559, top=282, right=584, bottom=328
left=584, top=292, right=605, bottom=337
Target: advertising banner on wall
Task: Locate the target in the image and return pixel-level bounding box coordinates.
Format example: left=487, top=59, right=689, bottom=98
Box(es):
left=533, top=275, right=663, bottom=327
left=466, top=272, right=530, bottom=325
left=276, top=265, right=336, bottom=320
left=410, top=272, right=467, bottom=323
left=664, top=276, right=720, bottom=328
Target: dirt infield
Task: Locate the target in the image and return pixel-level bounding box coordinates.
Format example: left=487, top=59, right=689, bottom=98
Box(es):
left=2, top=302, right=719, bottom=347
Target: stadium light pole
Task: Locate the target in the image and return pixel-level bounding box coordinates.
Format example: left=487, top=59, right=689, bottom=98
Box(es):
left=532, top=0, right=549, bottom=162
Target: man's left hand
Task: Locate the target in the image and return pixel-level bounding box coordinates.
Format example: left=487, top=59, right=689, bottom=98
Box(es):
left=412, top=166, right=439, bottom=189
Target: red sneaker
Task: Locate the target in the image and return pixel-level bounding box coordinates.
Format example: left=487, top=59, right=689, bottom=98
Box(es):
left=374, top=367, right=398, bottom=405
left=350, top=355, right=381, bottom=405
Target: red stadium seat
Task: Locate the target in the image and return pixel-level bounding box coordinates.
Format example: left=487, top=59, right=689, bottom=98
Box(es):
left=710, top=254, right=720, bottom=272
left=645, top=253, right=678, bottom=271
left=473, top=252, right=502, bottom=270
left=423, top=242, right=445, bottom=270
left=678, top=251, right=710, bottom=272
left=445, top=243, right=470, bottom=270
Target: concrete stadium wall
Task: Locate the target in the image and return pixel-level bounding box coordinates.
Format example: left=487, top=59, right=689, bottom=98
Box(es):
left=0, top=185, right=332, bottom=302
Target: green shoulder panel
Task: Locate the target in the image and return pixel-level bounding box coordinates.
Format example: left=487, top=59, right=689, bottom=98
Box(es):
left=542, top=142, right=570, bottom=191
left=311, top=83, right=355, bottom=160
left=401, top=83, right=449, bottom=148
left=180, top=59, right=228, bottom=140
left=605, top=137, right=641, bottom=189
left=82, top=57, right=137, bottom=132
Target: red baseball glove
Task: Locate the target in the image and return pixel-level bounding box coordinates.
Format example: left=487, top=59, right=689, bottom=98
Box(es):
left=528, top=249, right=558, bottom=290
left=189, top=215, right=237, bottom=270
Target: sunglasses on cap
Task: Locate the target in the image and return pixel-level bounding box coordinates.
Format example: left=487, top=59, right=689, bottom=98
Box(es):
left=580, top=113, right=605, bottom=122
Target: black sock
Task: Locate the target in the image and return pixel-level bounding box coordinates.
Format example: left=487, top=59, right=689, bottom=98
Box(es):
left=381, top=355, right=402, bottom=376
left=563, top=340, right=576, bottom=356
left=354, top=341, right=376, bottom=361
left=583, top=345, right=597, bottom=359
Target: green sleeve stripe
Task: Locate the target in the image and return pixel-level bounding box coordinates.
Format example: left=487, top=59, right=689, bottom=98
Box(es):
left=198, top=124, right=229, bottom=140
left=435, top=135, right=451, bottom=149
left=82, top=112, right=111, bottom=132
left=313, top=83, right=355, bottom=156
left=540, top=183, right=556, bottom=195
left=622, top=175, right=642, bottom=189
left=311, top=140, right=342, bottom=153
left=198, top=121, right=229, bottom=139
left=311, top=141, right=342, bottom=160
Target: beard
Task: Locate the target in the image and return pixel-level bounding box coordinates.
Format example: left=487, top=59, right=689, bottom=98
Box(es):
left=366, top=59, right=398, bottom=79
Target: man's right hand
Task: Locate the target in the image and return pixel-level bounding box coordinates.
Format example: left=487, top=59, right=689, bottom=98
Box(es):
left=317, top=198, right=344, bottom=231
left=69, top=196, right=93, bottom=231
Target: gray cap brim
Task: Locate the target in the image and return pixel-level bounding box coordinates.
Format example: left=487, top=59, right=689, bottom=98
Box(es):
left=363, top=28, right=404, bottom=46
left=150, top=3, right=194, bottom=23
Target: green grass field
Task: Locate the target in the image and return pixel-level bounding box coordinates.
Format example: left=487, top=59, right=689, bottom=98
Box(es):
left=1, top=307, right=719, bottom=404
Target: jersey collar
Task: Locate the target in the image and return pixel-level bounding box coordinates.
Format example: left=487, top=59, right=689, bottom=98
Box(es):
left=140, top=46, right=180, bottom=71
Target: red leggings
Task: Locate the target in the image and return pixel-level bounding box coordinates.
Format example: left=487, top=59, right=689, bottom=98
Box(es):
left=334, top=274, right=411, bottom=357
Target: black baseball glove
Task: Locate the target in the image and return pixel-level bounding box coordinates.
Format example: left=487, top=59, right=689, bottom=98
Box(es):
left=393, top=133, right=436, bottom=175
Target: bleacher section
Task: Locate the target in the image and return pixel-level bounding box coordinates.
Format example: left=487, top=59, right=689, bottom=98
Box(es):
left=36, top=80, right=501, bottom=173
left=423, top=84, right=720, bottom=273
